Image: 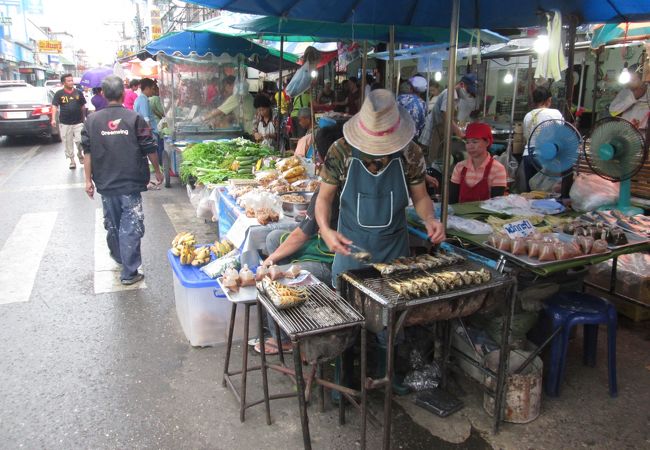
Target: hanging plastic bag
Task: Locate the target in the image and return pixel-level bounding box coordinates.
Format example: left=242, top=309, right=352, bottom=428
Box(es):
left=286, top=47, right=320, bottom=97
left=570, top=173, right=619, bottom=212
left=285, top=62, right=314, bottom=98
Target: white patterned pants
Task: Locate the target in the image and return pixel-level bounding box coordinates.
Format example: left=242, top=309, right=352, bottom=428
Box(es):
left=59, top=123, right=84, bottom=159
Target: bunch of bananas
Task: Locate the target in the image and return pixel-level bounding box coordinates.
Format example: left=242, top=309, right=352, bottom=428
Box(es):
left=171, top=232, right=196, bottom=256
left=180, top=244, right=196, bottom=265
left=191, top=246, right=212, bottom=266
left=210, top=239, right=234, bottom=258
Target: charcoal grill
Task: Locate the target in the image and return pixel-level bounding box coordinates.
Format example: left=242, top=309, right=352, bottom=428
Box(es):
left=256, top=281, right=368, bottom=450
left=338, top=252, right=517, bottom=450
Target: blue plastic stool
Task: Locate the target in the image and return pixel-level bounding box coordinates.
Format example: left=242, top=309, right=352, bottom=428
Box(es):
left=543, top=292, right=617, bottom=398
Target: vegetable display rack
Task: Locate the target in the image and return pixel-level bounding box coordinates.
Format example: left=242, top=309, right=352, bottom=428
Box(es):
left=338, top=250, right=517, bottom=450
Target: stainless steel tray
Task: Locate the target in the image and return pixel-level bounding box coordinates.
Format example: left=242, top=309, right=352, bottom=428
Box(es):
left=483, top=233, right=612, bottom=268
left=558, top=229, right=650, bottom=251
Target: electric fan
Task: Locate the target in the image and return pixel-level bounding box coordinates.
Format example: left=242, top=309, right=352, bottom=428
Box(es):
left=584, top=117, right=648, bottom=216
left=528, top=119, right=582, bottom=178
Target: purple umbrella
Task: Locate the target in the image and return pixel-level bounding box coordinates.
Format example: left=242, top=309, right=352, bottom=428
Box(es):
left=79, top=67, right=114, bottom=88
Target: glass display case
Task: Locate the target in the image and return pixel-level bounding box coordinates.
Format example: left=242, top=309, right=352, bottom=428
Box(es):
left=158, top=54, right=254, bottom=186
left=158, top=53, right=251, bottom=141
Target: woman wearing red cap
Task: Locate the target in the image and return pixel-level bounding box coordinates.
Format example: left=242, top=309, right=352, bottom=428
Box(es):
left=449, top=122, right=507, bottom=203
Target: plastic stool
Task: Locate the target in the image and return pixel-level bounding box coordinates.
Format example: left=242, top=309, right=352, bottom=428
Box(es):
left=543, top=292, right=617, bottom=398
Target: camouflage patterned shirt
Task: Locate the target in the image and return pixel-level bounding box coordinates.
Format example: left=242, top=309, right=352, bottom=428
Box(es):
left=319, top=138, right=426, bottom=188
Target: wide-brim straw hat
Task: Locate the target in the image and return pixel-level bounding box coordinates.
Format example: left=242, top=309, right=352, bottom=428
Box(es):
left=343, top=88, right=415, bottom=156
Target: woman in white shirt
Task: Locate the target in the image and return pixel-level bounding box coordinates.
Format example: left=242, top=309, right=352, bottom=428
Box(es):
left=520, top=86, right=564, bottom=191
left=253, top=95, right=277, bottom=148
left=609, top=64, right=649, bottom=131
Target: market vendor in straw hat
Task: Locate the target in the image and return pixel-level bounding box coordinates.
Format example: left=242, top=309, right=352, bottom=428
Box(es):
left=316, top=88, right=446, bottom=285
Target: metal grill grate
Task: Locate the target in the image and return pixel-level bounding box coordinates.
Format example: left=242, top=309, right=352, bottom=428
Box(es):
left=344, top=260, right=508, bottom=306
left=258, top=282, right=364, bottom=336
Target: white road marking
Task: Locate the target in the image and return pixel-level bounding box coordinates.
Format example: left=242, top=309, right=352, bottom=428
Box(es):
left=0, top=212, right=57, bottom=305
left=0, top=182, right=86, bottom=193
left=0, top=145, right=40, bottom=188
left=94, top=209, right=146, bottom=294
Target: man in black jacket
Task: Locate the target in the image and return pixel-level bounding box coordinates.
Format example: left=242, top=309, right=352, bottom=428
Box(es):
left=81, top=75, right=163, bottom=285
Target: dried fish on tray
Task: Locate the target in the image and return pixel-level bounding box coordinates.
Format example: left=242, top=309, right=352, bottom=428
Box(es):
left=373, top=251, right=465, bottom=276
left=260, top=276, right=308, bottom=309
left=387, top=269, right=492, bottom=299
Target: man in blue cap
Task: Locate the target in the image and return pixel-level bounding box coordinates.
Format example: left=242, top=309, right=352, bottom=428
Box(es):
left=419, top=72, right=478, bottom=164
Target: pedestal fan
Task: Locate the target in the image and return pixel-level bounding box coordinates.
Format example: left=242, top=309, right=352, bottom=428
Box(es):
left=528, top=118, right=582, bottom=178
left=583, top=117, right=648, bottom=216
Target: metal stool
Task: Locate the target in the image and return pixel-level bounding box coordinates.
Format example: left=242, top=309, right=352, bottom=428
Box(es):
left=222, top=299, right=264, bottom=422
left=256, top=282, right=367, bottom=450
left=543, top=292, right=618, bottom=397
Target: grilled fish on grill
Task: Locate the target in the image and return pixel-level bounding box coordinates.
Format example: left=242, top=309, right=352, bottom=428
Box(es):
left=373, top=251, right=466, bottom=276
left=261, top=277, right=308, bottom=309
left=386, top=268, right=492, bottom=299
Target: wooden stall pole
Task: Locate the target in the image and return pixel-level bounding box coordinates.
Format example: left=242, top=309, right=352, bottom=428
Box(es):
left=360, top=41, right=368, bottom=104
left=278, top=35, right=284, bottom=154
left=388, top=26, right=396, bottom=92
left=564, top=15, right=578, bottom=122
left=440, top=0, right=461, bottom=231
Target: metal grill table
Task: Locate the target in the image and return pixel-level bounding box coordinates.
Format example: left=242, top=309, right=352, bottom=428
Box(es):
left=256, top=282, right=367, bottom=450
left=338, top=253, right=516, bottom=450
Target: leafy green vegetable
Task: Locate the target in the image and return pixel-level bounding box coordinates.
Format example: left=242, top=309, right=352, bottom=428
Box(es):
left=179, top=138, right=277, bottom=184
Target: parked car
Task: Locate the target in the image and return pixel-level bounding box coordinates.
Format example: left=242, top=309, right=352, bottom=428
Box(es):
left=0, top=80, right=32, bottom=88
left=44, top=80, right=62, bottom=91
left=0, top=87, right=60, bottom=142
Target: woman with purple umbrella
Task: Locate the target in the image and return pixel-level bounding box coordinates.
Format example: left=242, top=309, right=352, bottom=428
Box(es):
left=91, top=87, right=108, bottom=111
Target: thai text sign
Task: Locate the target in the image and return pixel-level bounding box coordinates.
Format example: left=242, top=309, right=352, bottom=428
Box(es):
left=503, top=219, right=535, bottom=238
left=38, top=40, right=62, bottom=54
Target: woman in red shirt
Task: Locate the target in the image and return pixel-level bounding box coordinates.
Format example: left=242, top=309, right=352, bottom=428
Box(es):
left=449, top=122, right=507, bottom=203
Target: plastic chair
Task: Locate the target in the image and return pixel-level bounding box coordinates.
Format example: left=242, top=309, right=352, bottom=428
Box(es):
left=543, top=292, right=617, bottom=398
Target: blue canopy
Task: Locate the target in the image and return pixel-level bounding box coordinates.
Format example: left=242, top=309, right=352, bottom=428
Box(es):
left=185, top=0, right=650, bottom=28
left=145, top=31, right=299, bottom=72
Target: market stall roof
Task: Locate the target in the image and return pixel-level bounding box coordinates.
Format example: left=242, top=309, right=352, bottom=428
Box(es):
left=231, top=16, right=508, bottom=44
left=590, top=22, right=650, bottom=48
left=185, top=0, right=650, bottom=28
left=145, top=31, right=299, bottom=72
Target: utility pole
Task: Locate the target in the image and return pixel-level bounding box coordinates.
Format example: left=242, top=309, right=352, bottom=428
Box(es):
left=134, top=3, right=143, bottom=49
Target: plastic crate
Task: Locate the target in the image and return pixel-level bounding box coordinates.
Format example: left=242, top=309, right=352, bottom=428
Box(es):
left=168, top=249, right=232, bottom=347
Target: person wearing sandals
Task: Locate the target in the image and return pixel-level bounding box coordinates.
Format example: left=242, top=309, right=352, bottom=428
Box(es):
left=254, top=124, right=343, bottom=355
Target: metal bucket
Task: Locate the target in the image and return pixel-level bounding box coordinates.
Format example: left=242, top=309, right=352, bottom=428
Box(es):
left=483, top=349, right=543, bottom=424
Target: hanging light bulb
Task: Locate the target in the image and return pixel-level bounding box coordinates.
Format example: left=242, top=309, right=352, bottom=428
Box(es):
left=533, top=34, right=549, bottom=54
left=434, top=71, right=442, bottom=82
left=503, top=71, right=514, bottom=84
left=310, top=70, right=318, bottom=79
left=618, top=62, right=631, bottom=84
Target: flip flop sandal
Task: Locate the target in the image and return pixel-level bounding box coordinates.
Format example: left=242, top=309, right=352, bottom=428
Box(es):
left=254, top=339, right=293, bottom=355
left=254, top=340, right=279, bottom=355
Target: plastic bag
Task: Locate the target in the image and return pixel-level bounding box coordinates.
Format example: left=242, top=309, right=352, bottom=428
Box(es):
left=286, top=61, right=314, bottom=97
left=447, top=215, right=493, bottom=235
left=201, top=249, right=240, bottom=279
left=196, top=186, right=215, bottom=220
left=529, top=172, right=561, bottom=193
left=403, top=353, right=442, bottom=392
left=570, top=173, right=620, bottom=212
left=187, top=183, right=204, bottom=209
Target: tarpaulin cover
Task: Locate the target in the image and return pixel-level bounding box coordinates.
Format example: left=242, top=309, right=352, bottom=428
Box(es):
left=145, top=31, right=299, bottom=72
left=232, top=16, right=508, bottom=44
left=185, top=0, right=650, bottom=29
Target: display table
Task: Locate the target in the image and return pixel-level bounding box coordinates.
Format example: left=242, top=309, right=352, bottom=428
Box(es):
left=214, top=187, right=300, bottom=267
left=416, top=202, right=650, bottom=276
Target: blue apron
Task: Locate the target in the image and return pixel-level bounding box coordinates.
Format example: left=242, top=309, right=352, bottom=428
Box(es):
left=331, top=145, right=410, bottom=286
